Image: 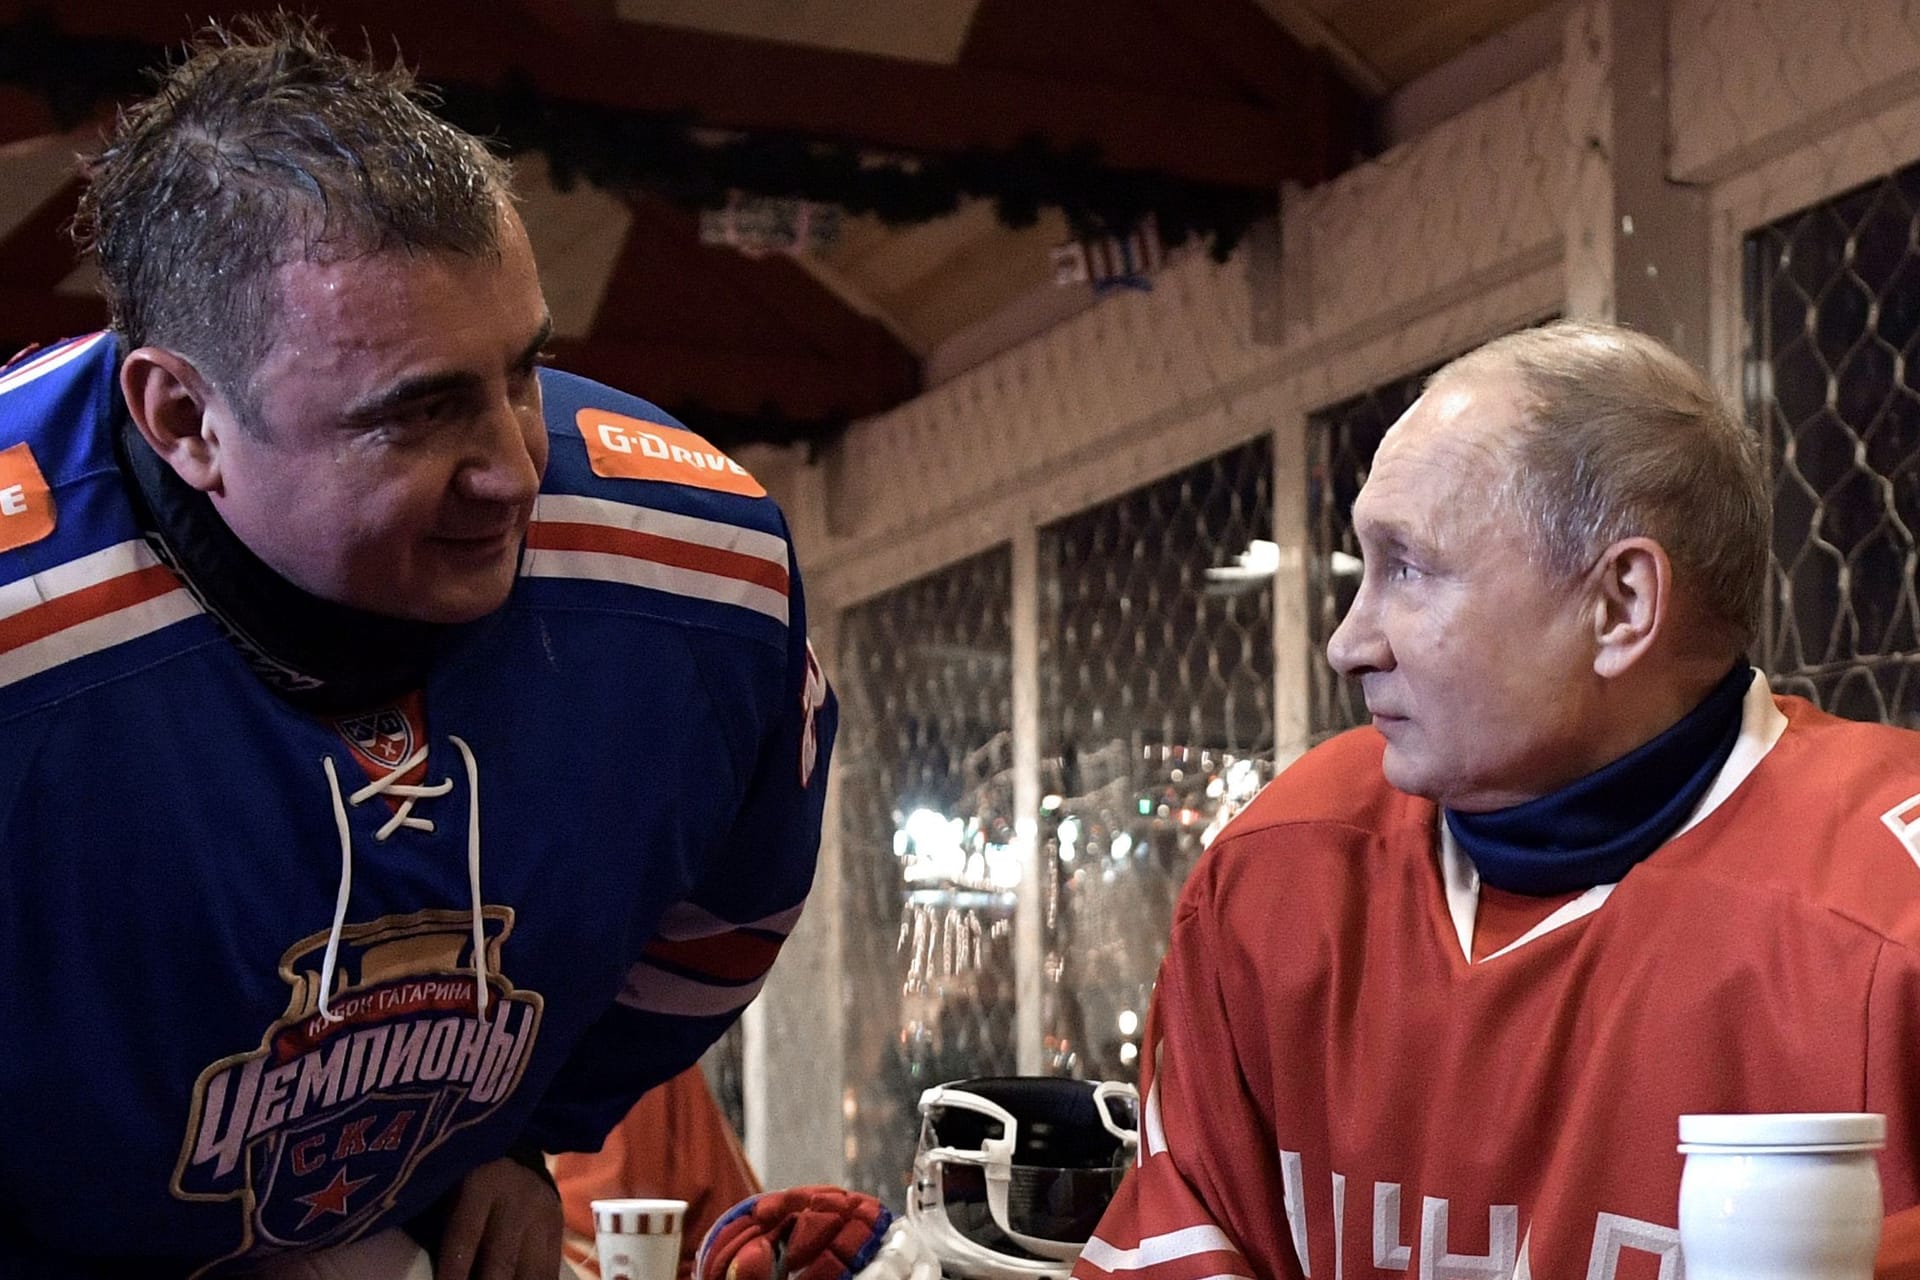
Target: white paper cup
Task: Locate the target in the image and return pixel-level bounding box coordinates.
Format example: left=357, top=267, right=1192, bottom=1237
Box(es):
left=591, top=1198, right=688, bottom=1280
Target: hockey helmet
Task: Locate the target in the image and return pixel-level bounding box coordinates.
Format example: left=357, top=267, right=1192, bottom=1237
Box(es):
left=908, top=1076, right=1138, bottom=1280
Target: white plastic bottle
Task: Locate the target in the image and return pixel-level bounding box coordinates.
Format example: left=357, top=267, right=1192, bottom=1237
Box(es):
left=1677, top=1112, right=1884, bottom=1280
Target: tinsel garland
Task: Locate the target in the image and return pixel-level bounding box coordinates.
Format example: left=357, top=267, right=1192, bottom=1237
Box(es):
left=0, top=12, right=1270, bottom=260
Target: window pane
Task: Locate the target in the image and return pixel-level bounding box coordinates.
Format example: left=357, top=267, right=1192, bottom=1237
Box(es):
left=837, top=548, right=1016, bottom=1207
left=1038, top=439, right=1276, bottom=1084
left=1746, top=170, right=1920, bottom=725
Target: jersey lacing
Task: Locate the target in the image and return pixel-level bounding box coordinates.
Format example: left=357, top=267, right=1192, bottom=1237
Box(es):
left=317, top=735, right=488, bottom=1024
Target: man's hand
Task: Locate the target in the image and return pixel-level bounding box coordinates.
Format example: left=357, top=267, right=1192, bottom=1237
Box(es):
left=435, top=1155, right=564, bottom=1280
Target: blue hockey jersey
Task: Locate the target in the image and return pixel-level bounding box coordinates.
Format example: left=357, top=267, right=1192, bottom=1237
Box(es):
left=0, top=333, right=837, bottom=1275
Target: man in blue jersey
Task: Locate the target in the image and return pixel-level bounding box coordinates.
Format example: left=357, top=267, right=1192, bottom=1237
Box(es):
left=0, top=16, right=834, bottom=1279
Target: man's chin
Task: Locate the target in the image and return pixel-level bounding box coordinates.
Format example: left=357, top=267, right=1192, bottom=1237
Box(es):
left=1378, top=746, right=1441, bottom=803
left=416, top=585, right=516, bottom=625
left=373, top=572, right=518, bottom=626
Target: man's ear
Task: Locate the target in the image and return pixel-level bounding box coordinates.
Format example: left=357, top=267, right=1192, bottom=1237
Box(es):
left=120, top=346, right=224, bottom=494
left=1591, top=537, right=1670, bottom=679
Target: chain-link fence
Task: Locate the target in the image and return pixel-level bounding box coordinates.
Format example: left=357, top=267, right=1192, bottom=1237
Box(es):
left=1745, top=166, right=1920, bottom=726
left=1037, top=439, right=1276, bottom=1084
left=836, top=547, right=1017, bottom=1207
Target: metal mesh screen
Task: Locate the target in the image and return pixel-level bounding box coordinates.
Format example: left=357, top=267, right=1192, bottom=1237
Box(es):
left=1745, top=169, right=1920, bottom=726
left=837, top=547, right=1017, bottom=1207
left=1037, top=439, right=1276, bottom=1084
left=1306, top=366, right=1442, bottom=736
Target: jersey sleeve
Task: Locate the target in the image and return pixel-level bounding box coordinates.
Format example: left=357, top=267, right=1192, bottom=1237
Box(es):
left=1075, top=853, right=1293, bottom=1280
left=523, top=539, right=838, bottom=1154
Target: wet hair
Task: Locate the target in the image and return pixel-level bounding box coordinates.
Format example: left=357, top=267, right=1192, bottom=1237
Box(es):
left=1431, top=321, right=1769, bottom=656
left=71, top=14, right=513, bottom=411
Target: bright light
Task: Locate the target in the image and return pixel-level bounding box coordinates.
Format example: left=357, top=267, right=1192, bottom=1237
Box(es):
left=1234, top=764, right=1262, bottom=800
left=1204, top=539, right=1282, bottom=584
left=1117, top=1009, right=1139, bottom=1036
left=905, top=807, right=956, bottom=849
left=1119, top=1042, right=1139, bottom=1065
left=1109, top=831, right=1134, bottom=860
left=983, top=844, right=1023, bottom=889
left=1042, top=794, right=1063, bottom=811
left=899, top=807, right=969, bottom=885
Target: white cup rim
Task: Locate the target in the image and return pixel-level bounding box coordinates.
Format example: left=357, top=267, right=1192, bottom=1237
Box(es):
left=592, top=1198, right=690, bottom=1214
left=1678, top=1112, right=1885, bottom=1150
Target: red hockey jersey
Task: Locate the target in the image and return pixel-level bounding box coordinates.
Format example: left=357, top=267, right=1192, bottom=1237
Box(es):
left=1076, top=678, right=1920, bottom=1280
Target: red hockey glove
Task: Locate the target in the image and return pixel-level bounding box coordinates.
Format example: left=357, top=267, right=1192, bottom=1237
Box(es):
left=694, top=1186, right=893, bottom=1280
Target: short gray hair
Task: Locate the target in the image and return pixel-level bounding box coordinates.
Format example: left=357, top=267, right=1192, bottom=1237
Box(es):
left=1431, top=321, right=1769, bottom=655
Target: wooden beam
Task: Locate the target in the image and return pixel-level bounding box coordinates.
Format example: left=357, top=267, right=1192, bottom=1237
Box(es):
left=0, top=277, right=899, bottom=431
left=1138, top=0, right=1369, bottom=168
left=547, top=334, right=906, bottom=422
left=0, top=179, right=83, bottom=288
left=19, top=0, right=1347, bottom=190
left=0, top=286, right=106, bottom=347
left=0, top=88, right=59, bottom=148
left=582, top=200, right=919, bottom=422
left=959, top=0, right=1247, bottom=102
left=1133, top=0, right=1371, bottom=117
left=500, top=0, right=617, bottom=42
left=604, top=197, right=917, bottom=378
left=1244, top=0, right=1391, bottom=98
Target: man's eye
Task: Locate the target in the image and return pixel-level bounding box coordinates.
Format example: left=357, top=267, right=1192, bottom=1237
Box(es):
left=369, top=400, right=450, bottom=438
left=408, top=396, right=461, bottom=424
left=1385, top=561, right=1422, bottom=582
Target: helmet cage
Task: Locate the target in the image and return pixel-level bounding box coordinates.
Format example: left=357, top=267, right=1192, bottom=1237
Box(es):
left=913, top=1080, right=1138, bottom=1264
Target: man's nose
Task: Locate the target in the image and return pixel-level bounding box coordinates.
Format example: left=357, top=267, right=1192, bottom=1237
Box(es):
left=1326, top=583, right=1390, bottom=678
left=460, top=401, right=545, bottom=505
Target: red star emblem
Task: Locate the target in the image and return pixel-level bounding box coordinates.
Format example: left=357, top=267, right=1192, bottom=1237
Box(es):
left=294, top=1164, right=376, bottom=1230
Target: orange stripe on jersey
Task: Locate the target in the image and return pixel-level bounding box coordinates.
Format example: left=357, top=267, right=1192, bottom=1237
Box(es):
left=642, top=931, right=784, bottom=983
left=0, top=564, right=178, bottom=655
left=527, top=521, right=790, bottom=596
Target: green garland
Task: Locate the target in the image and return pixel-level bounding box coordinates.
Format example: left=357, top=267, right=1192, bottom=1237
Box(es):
left=0, top=12, right=1269, bottom=258
left=0, top=12, right=1273, bottom=445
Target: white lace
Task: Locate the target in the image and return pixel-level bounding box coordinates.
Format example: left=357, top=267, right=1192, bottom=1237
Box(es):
left=317, top=734, right=488, bottom=1024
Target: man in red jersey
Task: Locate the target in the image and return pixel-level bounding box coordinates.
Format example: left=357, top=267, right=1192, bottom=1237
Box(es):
left=1075, top=321, right=1920, bottom=1280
